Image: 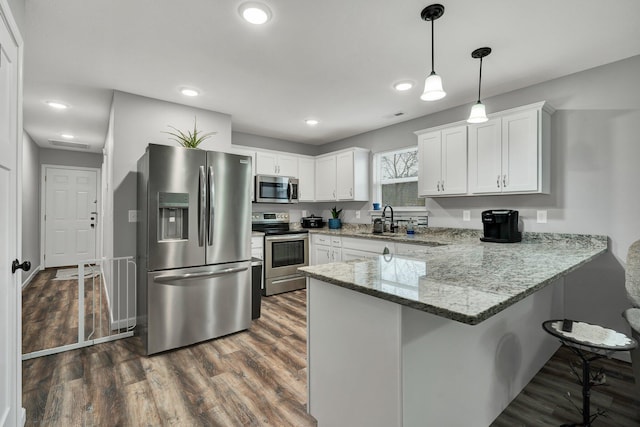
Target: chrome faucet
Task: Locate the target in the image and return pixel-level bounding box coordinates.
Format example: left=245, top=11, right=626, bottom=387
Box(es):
left=382, top=204, right=397, bottom=233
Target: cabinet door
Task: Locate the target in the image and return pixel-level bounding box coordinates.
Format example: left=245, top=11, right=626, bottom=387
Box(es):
left=313, top=245, right=332, bottom=265
left=298, top=157, right=315, bottom=201
left=330, top=248, right=342, bottom=263
left=441, top=126, right=468, bottom=195
left=468, top=118, right=502, bottom=194
left=418, top=131, right=443, bottom=196
left=336, top=151, right=355, bottom=200
left=255, top=151, right=278, bottom=175
left=277, top=153, right=298, bottom=177
left=501, top=109, right=538, bottom=193
left=315, top=155, right=337, bottom=201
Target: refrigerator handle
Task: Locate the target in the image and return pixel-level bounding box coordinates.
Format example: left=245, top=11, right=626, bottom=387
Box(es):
left=198, top=165, right=206, bottom=246
left=154, top=266, right=249, bottom=283
left=208, top=165, right=215, bottom=245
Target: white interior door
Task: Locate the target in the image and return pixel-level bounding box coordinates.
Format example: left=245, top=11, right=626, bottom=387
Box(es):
left=0, top=1, right=22, bottom=424
left=44, top=167, right=98, bottom=268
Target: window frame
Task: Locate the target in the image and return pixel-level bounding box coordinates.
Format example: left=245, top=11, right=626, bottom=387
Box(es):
left=372, top=145, right=426, bottom=210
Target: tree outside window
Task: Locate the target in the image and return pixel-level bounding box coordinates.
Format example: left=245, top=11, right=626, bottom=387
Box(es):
left=375, top=147, right=422, bottom=207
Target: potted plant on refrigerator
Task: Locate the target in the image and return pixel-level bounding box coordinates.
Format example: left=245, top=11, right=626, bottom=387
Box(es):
left=328, top=206, right=342, bottom=229
left=163, top=117, right=216, bottom=149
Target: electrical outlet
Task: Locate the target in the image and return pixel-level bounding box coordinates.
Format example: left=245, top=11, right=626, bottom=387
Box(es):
left=301, top=210, right=307, bottom=218
left=128, top=210, right=138, bottom=223
left=462, top=210, right=471, bottom=221
left=355, top=210, right=361, bottom=219
left=537, top=210, right=547, bottom=224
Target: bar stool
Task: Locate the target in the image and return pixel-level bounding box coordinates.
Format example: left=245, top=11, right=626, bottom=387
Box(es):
left=542, top=319, right=637, bottom=427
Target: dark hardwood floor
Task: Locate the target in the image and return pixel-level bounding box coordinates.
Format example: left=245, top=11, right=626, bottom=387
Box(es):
left=22, top=277, right=639, bottom=426
left=22, top=289, right=316, bottom=426
left=22, top=268, right=111, bottom=354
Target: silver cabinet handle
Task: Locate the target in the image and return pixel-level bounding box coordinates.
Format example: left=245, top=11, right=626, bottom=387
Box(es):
left=208, top=166, right=215, bottom=245
left=441, top=180, right=444, bottom=192
left=155, top=266, right=248, bottom=283
left=333, top=190, right=336, bottom=199
left=198, top=166, right=206, bottom=246
left=497, top=175, right=501, bottom=188
left=349, top=188, right=353, bottom=197
left=502, top=174, right=507, bottom=187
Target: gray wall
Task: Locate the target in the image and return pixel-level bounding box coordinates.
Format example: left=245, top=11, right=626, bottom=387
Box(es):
left=21, top=132, right=40, bottom=285
left=40, top=147, right=103, bottom=169
left=111, top=90, right=233, bottom=259
left=233, top=131, right=319, bottom=156
left=317, top=55, right=640, bottom=336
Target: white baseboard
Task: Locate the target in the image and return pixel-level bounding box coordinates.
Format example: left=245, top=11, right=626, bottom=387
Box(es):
left=21, top=265, right=41, bottom=289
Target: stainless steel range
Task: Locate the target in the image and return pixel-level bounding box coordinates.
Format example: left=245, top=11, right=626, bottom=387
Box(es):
left=251, top=212, right=309, bottom=296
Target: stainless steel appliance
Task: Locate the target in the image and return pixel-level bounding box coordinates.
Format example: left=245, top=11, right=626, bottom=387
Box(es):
left=254, top=175, right=299, bottom=203
left=480, top=209, right=522, bottom=243
left=251, top=212, right=309, bottom=296
left=137, top=144, right=253, bottom=355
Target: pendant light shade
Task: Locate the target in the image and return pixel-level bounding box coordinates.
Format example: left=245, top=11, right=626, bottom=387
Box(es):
left=421, top=72, right=446, bottom=101
left=420, top=4, right=446, bottom=101
left=467, top=101, right=488, bottom=124
left=467, top=47, right=492, bottom=124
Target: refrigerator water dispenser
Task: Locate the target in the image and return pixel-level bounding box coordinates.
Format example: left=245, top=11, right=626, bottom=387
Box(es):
left=158, top=192, right=188, bottom=241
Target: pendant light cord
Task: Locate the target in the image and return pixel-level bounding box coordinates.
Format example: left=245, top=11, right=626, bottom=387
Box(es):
left=431, top=20, right=435, bottom=73
left=477, top=57, right=483, bottom=102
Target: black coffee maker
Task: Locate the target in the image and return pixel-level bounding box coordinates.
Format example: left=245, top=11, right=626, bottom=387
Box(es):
left=480, top=210, right=522, bottom=243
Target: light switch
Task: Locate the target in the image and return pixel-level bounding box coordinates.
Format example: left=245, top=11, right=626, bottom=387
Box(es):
left=537, top=210, right=547, bottom=224
left=463, top=210, right=471, bottom=221
left=128, top=210, right=138, bottom=223
left=355, top=210, right=361, bottom=219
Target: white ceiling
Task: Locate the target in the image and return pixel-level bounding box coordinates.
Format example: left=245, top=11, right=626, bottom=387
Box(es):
left=23, top=0, right=640, bottom=153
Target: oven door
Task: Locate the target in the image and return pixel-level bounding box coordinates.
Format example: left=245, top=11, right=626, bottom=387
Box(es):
left=255, top=175, right=295, bottom=204
left=264, top=233, right=309, bottom=278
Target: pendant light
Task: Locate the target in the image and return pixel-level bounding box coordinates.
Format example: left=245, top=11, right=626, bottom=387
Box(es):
left=420, top=4, right=446, bottom=101
left=467, top=47, right=492, bottom=123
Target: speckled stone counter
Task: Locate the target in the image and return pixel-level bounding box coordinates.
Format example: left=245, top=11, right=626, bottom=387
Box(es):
left=299, top=228, right=607, bottom=325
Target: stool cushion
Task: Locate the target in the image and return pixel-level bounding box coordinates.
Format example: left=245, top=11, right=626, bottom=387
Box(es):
left=623, top=307, right=640, bottom=334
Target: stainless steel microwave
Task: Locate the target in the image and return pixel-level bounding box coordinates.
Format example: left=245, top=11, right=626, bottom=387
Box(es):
left=254, top=175, right=299, bottom=204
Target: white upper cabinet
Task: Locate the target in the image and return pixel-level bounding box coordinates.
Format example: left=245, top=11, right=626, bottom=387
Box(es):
left=417, top=125, right=467, bottom=197
left=315, top=148, right=369, bottom=202
left=469, top=102, right=551, bottom=195
left=298, top=156, right=315, bottom=202
left=256, top=151, right=298, bottom=177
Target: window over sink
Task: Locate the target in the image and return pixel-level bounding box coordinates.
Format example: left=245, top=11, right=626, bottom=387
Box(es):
left=373, top=146, right=424, bottom=208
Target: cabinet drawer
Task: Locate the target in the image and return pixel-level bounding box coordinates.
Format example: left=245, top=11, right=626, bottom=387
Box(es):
left=342, top=237, right=394, bottom=255
left=331, top=236, right=342, bottom=247
left=312, top=234, right=332, bottom=245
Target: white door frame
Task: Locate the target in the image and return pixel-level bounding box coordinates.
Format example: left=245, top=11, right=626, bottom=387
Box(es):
left=40, top=164, right=102, bottom=268
left=0, top=0, right=23, bottom=425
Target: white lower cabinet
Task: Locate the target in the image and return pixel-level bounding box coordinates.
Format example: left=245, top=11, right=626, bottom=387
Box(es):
left=311, top=234, right=341, bottom=265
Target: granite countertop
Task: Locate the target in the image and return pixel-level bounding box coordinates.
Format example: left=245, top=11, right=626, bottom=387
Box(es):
left=299, top=227, right=608, bottom=325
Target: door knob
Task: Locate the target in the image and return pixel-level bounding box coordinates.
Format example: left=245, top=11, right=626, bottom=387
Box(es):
left=11, top=259, right=31, bottom=274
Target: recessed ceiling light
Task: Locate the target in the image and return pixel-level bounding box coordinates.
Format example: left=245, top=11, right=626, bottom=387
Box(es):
left=180, top=88, right=199, bottom=97
left=394, top=81, right=414, bottom=92
left=239, top=2, right=272, bottom=25
left=45, top=101, right=69, bottom=109
left=61, top=134, right=74, bottom=139
left=305, top=119, right=319, bottom=126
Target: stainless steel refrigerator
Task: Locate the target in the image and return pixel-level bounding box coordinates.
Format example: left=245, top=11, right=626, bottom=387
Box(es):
left=137, top=144, right=252, bottom=355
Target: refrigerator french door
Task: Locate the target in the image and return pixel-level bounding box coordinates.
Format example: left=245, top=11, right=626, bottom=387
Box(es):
left=137, top=144, right=252, bottom=355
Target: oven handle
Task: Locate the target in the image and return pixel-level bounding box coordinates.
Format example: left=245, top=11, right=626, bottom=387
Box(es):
left=154, top=266, right=248, bottom=283
left=265, top=234, right=309, bottom=242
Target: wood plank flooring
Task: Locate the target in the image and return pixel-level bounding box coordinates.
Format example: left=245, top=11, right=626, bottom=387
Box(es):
left=22, top=268, right=112, bottom=354
left=491, top=346, right=640, bottom=426
left=23, top=278, right=640, bottom=426
left=22, top=289, right=317, bottom=426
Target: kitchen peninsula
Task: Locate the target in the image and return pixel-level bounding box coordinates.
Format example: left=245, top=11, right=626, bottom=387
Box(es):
left=299, top=229, right=607, bottom=427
